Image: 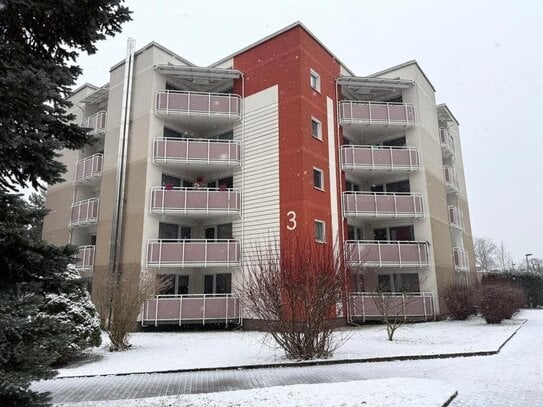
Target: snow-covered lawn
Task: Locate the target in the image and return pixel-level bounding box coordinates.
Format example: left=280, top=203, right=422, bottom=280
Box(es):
left=58, top=315, right=523, bottom=377
left=57, top=378, right=456, bottom=406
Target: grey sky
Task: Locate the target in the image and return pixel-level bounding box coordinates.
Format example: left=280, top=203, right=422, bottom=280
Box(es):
left=74, top=0, right=542, bottom=263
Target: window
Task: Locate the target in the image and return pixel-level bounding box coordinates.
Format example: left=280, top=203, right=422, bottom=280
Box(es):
left=314, top=220, right=326, bottom=243
left=313, top=168, right=324, bottom=190
left=161, top=174, right=181, bottom=189
left=310, top=69, right=321, bottom=92
left=348, top=225, right=363, bottom=240
left=345, top=181, right=360, bottom=192
left=204, top=273, right=232, bottom=294
left=158, top=223, right=191, bottom=240
left=163, top=127, right=185, bottom=139
left=205, top=223, right=233, bottom=241
left=311, top=117, right=322, bottom=140
left=378, top=273, right=420, bottom=293
left=162, top=275, right=189, bottom=295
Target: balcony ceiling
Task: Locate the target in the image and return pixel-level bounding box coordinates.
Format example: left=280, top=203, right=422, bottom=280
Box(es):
left=81, top=84, right=110, bottom=105
left=337, top=76, right=414, bottom=101
left=155, top=65, right=241, bottom=93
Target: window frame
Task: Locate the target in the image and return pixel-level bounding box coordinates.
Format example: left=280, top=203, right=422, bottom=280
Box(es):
left=311, top=117, right=322, bottom=141
left=313, top=167, right=325, bottom=191
left=309, top=69, right=321, bottom=92
left=314, top=219, right=326, bottom=243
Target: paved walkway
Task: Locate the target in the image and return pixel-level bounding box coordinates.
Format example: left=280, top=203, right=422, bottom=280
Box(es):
left=34, top=310, right=543, bottom=406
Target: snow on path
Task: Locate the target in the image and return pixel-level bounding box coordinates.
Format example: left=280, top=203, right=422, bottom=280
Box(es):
left=56, top=378, right=456, bottom=407
left=58, top=315, right=522, bottom=377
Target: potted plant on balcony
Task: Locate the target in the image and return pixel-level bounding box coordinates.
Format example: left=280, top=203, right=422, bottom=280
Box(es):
left=193, top=175, right=205, bottom=189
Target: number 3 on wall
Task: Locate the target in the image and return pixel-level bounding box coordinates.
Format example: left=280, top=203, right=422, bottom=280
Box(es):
left=286, top=210, right=297, bottom=231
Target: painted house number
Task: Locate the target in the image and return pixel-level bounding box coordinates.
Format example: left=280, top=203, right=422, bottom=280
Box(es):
left=286, top=210, right=297, bottom=230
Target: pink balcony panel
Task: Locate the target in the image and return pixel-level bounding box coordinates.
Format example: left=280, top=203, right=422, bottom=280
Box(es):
left=153, top=138, right=240, bottom=166
left=339, top=101, right=415, bottom=126
left=75, top=153, right=103, bottom=183
left=348, top=292, right=435, bottom=321
left=341, top=146, right=419, bottom=172
left=75, top=245, right=95, bottom=271
left=81, top=111, right=107, bottom=133
left=151, top=188, right=240, bottom=215
left=70, top=199, right=99, bottom=227
left=142, top=294, right=240, bottom=325
left=146, top=240, right=240, bottom=267
left=343, top=192, right=423, bottom=218
left=346, top=241, right=429, bottom=268
left=155, top=91, right=241, bottom=118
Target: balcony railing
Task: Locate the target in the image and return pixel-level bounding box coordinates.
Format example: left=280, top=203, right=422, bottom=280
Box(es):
left=448, top=205, right=464, bottom=230
left=142, top=294, right=241, bottom=326
left=152, top=137, right=240, bottom=167
left=453, top=247, right=469, bottom=272
left=343, top=192, right=424, bottom=219
left=150, top=187, right=240, bottom=216
left=347, top=292, right=435, bottom=323
left=155, top=90, right=241, bottom=120
left=146, top=239, right=240, bottom=268
left=70, top=198, right=99, bottom=227
left=341, top=145, right=419, bottom=172
left=80, top=111, right=107, bottom=134
left=444, top=165, right=459, bottom=194
left=74, top=153, right=103, bottom=184
left=74, top=245, right=95, bottom=272
left=339, top=101, right=416, bottom=127
left=345, top=240, right=429, bottom=268
left=439, top=128, right=454, bottom=158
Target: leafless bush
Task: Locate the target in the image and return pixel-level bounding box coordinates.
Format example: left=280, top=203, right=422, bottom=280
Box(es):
left=242, top=237, right=346, bottom=360
left=444, top=283, right=476, bottom=320
left=94, top=270, right=168, bottom=351
left=478, top=282, right=526, bottom=324
left=371, top=292, right=421, bottom=341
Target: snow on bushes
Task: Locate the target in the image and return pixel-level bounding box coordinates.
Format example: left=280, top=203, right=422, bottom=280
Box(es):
left=444, top=284, right=476, bottom=320
left=478, top=282, right=526, bottom=324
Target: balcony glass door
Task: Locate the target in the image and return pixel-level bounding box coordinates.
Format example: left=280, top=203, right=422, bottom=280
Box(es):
left=204, top=273, right=232, bottom=294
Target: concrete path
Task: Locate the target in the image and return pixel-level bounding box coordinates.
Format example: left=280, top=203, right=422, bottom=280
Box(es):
left=33, top=310, right=543, bottom=406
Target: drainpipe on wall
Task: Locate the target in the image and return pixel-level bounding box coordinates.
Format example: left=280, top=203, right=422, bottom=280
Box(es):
left=107, top=38, right=136, bottom=326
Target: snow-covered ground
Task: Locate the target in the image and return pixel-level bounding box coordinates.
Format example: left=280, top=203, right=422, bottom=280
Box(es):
left=56, top=378, right=456, bottom=406
left=58, top=315, right=523, bottom=377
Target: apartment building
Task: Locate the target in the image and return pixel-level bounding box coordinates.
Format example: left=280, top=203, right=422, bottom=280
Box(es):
left=42, top=22, right=476, bottom=327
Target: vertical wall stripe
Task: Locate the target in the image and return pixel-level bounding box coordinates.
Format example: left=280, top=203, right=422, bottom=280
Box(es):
left=327, top=97, right=339, bottom=257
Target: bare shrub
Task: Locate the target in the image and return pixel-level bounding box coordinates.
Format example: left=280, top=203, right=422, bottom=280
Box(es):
left=371, top=291, right=426, bottom=341
left=444, top=283, right=476, bottom=320
left=242, top=237, right=346, bottom=360
left=94, top=270, right=168, bottom=351
left=478, top=282, right=526, bottom=324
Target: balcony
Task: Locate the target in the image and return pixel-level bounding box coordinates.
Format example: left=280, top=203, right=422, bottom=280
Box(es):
left=345, top=240, right=429, bottom=268
left=152, top=137, right=240, bottom=170
left=146, top=239, right=240, bottom=268
left=339, top=101, right=416, bottom=130
left=439, top=128, right=454, bottom=158
left=150, top=187, right=240, bottom=218
left=453, top=248, right=469, bottom=272
left=74, top=245, right=95, bottom=272
left=80, top=111, right=107, bottom=135
left=347, top=292, right=435, bottom=322
left=142, top=294, right=241, bottom=326
left=70, top=198, right=99, bottom=228
left=444, top=166, right=459, bottom=195
left=341, top=145, right=419, bottom=174
left=343, top=192, right=424, bottom=219
left=155, top=91, right=241, bottom=131
left=448, top=205, right=464, bottom=231
left=74, top=153, right=103, bottom=185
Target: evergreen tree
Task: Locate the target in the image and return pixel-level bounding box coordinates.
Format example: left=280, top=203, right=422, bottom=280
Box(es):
left=0, top=1, right=131, bottom=405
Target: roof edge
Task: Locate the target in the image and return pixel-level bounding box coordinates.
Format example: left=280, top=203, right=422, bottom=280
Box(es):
left=208, top=21, right=355, bottom=76
left=110, top=41, right=196, bottom=72
left=437, top=103, right=460, bottom=126
left=369, top=60, right=436, bottom=92
left=69, top=83, right=99, bottom=98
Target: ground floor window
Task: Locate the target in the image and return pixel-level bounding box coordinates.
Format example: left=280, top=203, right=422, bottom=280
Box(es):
left=204, top=273, right=231, bottom=294
left=378, top=273, right=419, bottom=292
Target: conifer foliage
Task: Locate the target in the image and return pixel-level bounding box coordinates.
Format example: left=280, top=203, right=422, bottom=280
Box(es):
left=0, top=1, right=131, bottom=405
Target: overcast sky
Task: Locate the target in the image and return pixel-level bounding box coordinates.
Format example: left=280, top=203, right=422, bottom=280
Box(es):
left=74, top=0, right=542, bottom=263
